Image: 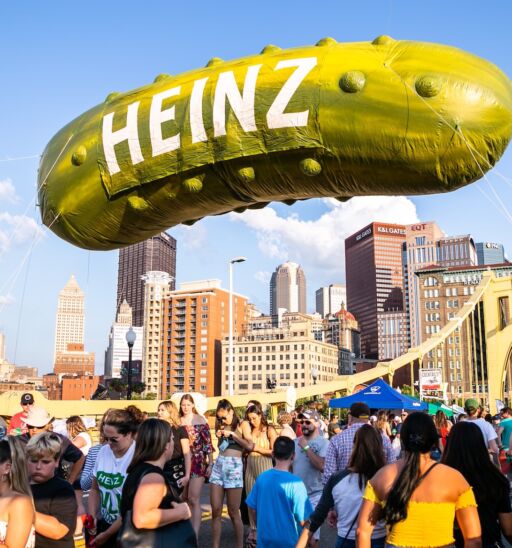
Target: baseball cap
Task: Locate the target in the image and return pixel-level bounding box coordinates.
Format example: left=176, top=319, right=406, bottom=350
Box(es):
left=350, top=402, right=370, bottom=419
left=21, top=406, right=52, bottom=428
left=298, top=409, right=320, bottom=421
left=464, top=398, right=480, bottom=412
left=20, top=393, right=34, bottom=405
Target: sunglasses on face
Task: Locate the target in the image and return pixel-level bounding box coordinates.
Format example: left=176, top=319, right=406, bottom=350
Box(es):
left=104, top=436, right=120, bottom=443
left=216, top=416, right=227, bottom=422
left=299, top=419, right=314, bottom=426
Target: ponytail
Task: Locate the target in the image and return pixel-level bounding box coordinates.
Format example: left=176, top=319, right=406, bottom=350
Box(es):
left=384, top=413, right=438, bottom=526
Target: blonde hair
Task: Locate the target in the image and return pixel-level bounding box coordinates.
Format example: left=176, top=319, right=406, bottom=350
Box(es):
left=26, top=432, right=62, bottom=461
left=0, top=437, right=32, bottom=498
left=159, top=400, right=180, bottom=427
left=277, top=411, right=293, bottom=426
left=66, top=415, right=87, bottom=439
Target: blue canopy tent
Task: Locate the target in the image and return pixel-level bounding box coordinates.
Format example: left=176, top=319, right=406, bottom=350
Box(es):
left=329, top=379, right=427, bottom=411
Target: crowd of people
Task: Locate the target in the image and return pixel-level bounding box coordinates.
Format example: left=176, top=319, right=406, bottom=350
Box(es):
left=1, top=392, right=512, bottom=547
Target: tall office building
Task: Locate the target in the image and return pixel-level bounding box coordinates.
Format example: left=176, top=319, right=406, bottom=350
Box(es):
left=162, top=280, right=248, bottom=398
left=475, top=242, right=506, bottom=265
left=316, top=284, right=346, bottom=317
left=54, top=275, right=85, bottom=361
left=403, top=224, right=477, bottom=348
left=0, top=333, right=5, bottom=362
left=270, top=262, right=307, bottom=316
left=104, top=300, right=143, bottom=379
left=142, top=271, right=173, bottom=396
left=345, top=222, right=407, bottom=360
left=117, top=232, right=177, bottom=327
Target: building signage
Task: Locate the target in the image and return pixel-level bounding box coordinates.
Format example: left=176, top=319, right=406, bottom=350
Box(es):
left=377, top=226, right=406, bottom=236
left=419, top=368, right=442, bottom=391
left=355, top=227, right=372, bottom=241
left=485, top=242, right=499, bottom=249
left=410, top=224, right=428, bottom=231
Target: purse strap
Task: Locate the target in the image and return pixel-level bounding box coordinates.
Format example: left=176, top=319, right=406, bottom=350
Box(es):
left=338, top=511, right=359, bottom=548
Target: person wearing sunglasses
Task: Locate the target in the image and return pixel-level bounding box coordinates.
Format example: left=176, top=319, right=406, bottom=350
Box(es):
left=88, top=407, right=143, bottom=547
left=210, top=399, right=253, bottom=548
left=293, top=410, right=328, bottom=547
left=8, top=393, right=34, bottom=435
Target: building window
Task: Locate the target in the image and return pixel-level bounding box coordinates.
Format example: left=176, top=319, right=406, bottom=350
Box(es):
left=499, top=297, right=510, bottom=330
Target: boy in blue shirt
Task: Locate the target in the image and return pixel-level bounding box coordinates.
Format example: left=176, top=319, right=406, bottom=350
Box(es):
left=246, top=436, right=312, bottom=548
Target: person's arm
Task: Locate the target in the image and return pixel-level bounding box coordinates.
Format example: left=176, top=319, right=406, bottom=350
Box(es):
left=80, top=447, right=99, bottom=491
left=34, top=511, right=70, bottom=539
left=240, top=421, right=256, bottom=451
left=499, top=513, right=512, bottom=544
left=230, top=428, right=256, bottom=452
left=88, top=477, right=101, bottom=522
left=68, top=454, right=85, bottom=484
left=5, top=495, right=34, bottom=548
left=132, top=473, right=191, bottom=529
left=455, top=506, right=482, bottom=548
left=180, top=436, right=192, bottom=488
left=356, top=498, right=381, bottom=548
left=72, top=435, right=87, bottom=450
left=297, top=438, right=325, bottom=472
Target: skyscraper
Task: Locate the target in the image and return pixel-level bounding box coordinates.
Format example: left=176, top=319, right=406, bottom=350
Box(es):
left=345, top=223, right=407, bottom=360
left=475, top=242, right=506, bottom=265
left=54, top=275, right=85, bottom=361
left=315, top=284, right=346, bottom=317
left=104, top=300, right=143, bottom=379
left=270, top=262, right=307, bottom=316
left=117, top=232, right=177, bottom=327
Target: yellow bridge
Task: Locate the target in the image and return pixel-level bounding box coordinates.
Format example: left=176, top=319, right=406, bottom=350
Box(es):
left=1, top=270, right=511, bottom=419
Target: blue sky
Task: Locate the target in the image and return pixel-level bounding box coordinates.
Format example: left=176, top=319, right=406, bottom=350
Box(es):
left=1, top=1, right=512, bottom=374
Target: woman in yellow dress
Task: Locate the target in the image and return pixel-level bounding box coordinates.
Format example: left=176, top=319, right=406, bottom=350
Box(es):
left=357, top=412, right=481, bottom=548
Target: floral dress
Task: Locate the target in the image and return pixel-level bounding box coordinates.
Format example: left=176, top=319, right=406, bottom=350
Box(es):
left=184, top=423, right=213, bottom=478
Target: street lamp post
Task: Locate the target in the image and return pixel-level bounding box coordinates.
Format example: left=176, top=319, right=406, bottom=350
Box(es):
left=229, top=256, right=247, bottom=396
left=125, top=326, right=137, bottom=400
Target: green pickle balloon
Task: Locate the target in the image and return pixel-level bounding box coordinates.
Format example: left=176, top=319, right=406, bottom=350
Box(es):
left=38, top=36, right=512, bottom=250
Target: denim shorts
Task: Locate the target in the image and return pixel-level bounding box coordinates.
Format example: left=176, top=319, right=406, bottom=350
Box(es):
left=209, top=455, right=243, bottom=489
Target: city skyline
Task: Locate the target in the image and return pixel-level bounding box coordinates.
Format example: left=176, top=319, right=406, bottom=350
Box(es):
left=1, top=2, right=512, bottom=374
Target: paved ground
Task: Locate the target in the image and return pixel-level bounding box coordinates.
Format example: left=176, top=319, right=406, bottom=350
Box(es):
left=197, top=483, right=337, bottom=547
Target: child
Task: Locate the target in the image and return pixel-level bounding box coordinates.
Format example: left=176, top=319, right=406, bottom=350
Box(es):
left=27, top=432, right=77, bottom=548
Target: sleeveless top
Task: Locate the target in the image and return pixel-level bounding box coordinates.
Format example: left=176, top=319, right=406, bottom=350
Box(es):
left=363, top=466, right=477, bottom=547
left=218, top=433, right=244, bottom=453
left=121, top=462, right=181, bottom=518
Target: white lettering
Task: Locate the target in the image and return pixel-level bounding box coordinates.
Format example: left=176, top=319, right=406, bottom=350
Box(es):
left=150, top=87, right=181, bottom=157
left=267, top=57, right=317, bottom=129
left=102, top=102, right=144, bottom=175
left=190, top=77, right=209, bottom=143
left=213, top=65, right=261, bottom=137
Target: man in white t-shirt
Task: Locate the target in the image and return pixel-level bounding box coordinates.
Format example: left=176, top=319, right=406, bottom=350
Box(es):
left=464, top=398, right=499, bottom=459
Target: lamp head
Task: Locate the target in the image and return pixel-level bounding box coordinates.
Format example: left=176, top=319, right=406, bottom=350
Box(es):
left=125, top=326, right=136, bottom=347
left=230, top=256, right=247, bottom=264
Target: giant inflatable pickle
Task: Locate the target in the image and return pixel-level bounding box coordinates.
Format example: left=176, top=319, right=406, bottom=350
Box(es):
left=38, top=36, right=512, bottom=250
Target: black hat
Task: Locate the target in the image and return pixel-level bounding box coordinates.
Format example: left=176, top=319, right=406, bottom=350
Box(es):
left=20, top=393, right=34, bottom=405
left=350, top=402, right=370, bottom=419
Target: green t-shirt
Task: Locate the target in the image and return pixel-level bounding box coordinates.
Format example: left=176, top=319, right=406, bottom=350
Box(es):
left=500, top=417, right=512, bottom=449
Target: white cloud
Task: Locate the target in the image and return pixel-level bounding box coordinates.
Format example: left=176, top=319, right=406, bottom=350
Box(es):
left=0, top=213, right=45, bottom=252
left=174, top=224, right=207, bottom=250
left=254, top=270, right=271, bottom=284
left=0, top=294, right=14, bottom=306
left=0, top=179, right=18, bottom=203
left=230, top=196, right=419, bottom=279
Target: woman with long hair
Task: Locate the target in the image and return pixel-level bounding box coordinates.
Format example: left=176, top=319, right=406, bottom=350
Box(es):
left=119, top=418, right=196, bottom=547
left=158, top=400, right=192, bottom=493
left=442, top=421, right=512, bottom=547
left=375, top=411, right=392, bottom=439
left=0, top=436, right=35, bottom=547
left=298, top=424, right=386, bottom=548
left=434, top=410, right=452, bottom=451
left=88, top=406, right=143, bottom=547
left=210, top=399, right=254, bottom=548
left=277, top=411, right=296, bottom=440
left=179, top=394, right=213, bottom=537
left=357, top=412, right=481, bottom=548
left=241, top=403, right=277, bottom=546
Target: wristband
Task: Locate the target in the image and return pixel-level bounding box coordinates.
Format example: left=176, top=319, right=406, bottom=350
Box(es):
left=302, top=445, right=310, bottom=453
